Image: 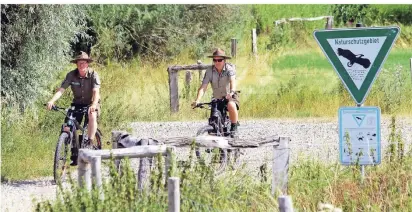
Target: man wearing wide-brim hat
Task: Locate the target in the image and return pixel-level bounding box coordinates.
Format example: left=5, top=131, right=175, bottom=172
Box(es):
left=192, top=48, right=240, bottom=138
left=46, top=51, right=101, bottom=166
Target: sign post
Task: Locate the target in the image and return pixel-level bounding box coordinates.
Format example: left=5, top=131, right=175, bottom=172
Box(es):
left=338, top=107, right=381, bottom=166
left=314, top=27, right=400, bottom=105
left=315, top=26, right=400, bottom=183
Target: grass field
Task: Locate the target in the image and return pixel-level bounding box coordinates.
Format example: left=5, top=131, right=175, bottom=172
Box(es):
left=2, top=47, right=411, bottom=180
left=2, top=4, right=412, bottom=212
left=2, top=4, right=412, bottom=183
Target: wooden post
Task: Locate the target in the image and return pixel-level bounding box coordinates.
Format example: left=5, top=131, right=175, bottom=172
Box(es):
left=91, top=156, right=103, bottom=199
left=138, top=139, right=151, bottom=191
left=165, top=146, right=176, bottom=186
left=112, top=135, right=122, bottom=173
left=410, top=58, right=412, bottom=83
left=272, top=137, right=290, bottom=195
left=278, top=195, right=294, bottom=212
left=168, top=177, right=180, bottom=212
left=325, top=16, right=333, bottom=29
left=252, top=29, right=257, bottom=56
left=78, top=157, right=91, bottom=191
left=231, top=38, right=237, bottom=58
left=168, top=68, right=179, bottom=113
left=197, top=60, right=204, bottom=83
left=185, top=71, right=192, bottom=85
left=185, top=70, right=192, bottom=98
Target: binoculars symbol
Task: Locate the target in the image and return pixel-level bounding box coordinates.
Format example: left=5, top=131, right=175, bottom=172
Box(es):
left=337, top=48, right=371, bottom=69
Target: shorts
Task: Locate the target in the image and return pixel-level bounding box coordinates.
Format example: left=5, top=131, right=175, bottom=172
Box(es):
left=230, top=92, right=240, bottom=110
left=64, top=103, right=101, bottom=125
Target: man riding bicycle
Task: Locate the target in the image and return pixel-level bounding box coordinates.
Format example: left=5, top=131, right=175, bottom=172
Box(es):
left=192, top=48, right=240, bottom=138
left=46, top=51, right=101, bottom=166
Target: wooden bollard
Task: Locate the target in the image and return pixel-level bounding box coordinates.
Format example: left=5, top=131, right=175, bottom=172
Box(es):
left=168, top=177, right=180, bottom=212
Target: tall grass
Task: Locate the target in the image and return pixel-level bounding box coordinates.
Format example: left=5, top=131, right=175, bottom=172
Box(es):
left=35, top=126, right=412, bottom=211
left=2, top=5, right=412, bottom=181
left=35, top=148, right=277, bottom=211
left=2, top=45, right=411, bottom=180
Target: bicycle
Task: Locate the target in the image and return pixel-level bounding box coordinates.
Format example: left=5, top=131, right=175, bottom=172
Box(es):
left=337, top=48, right=371, bottom=68
left=46, top=104, right=103, bottom=183
left=193, top=95, right=242, bottom=175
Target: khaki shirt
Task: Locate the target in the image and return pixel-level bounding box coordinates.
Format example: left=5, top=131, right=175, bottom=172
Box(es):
left=60, top=68, right=101, bottom=105
left=202, top=63, right=236, bottom=99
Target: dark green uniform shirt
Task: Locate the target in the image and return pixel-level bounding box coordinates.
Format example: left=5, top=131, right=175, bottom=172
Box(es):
left=60, top=68, right=101, bottom=105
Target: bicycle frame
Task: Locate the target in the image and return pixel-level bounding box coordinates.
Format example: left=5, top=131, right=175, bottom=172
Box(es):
left=198, top=98, right=231, bottom=137
left=57, top=106, right=89, bottom=149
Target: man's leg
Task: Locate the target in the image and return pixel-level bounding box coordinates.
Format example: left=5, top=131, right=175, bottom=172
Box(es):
left=227, top=101, right=239, bottom=138
left=227, top=101, right=238, bottom=124
left=87, top=111, right=97, bottom=145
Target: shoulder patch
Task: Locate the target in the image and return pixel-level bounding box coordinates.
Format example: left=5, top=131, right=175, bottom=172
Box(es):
left=225, top=63, right=236, bottom=70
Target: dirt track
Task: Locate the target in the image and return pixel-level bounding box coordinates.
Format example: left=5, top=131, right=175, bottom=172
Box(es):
left=2, top=117, right=411, bottom=212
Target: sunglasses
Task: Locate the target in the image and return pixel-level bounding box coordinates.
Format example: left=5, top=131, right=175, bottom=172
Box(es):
left=213, top=59, right=224, bottom=62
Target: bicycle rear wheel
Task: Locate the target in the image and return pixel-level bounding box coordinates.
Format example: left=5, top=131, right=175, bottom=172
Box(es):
left=195, top=125, right=228, bottom=175
left=53, top=132, right=70, bottom=184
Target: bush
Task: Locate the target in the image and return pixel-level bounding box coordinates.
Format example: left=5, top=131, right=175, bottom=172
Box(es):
left=1, top=4, right=89, bottom=109
left=86, top=5, right=249, bottom=63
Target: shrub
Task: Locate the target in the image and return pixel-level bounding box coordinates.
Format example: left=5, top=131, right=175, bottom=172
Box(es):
left=1, top=4, right=89, bottom=109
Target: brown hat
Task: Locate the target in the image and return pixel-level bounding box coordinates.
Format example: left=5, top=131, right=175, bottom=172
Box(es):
left=207, top=48, right=231, bottom=59
left=71, top=51, right=93, bottom=63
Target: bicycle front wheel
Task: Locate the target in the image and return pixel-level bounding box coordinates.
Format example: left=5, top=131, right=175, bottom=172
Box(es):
left=81, top=129, right=102, bottom=150
left=53, top=132, right=70, bottom=184
left=195, top=125, right=228, bottom=175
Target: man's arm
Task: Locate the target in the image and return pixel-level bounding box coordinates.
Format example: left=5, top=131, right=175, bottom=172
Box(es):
left=195, top=83, right=208, bottom=103
left=89, top=88, right=100, bottom=113
left=47, top=88, right=65, bottom=110
left=89, top=70, right=101, bottom=113
left=229, top=75, right=236, bottom=95
left=192, top=83, right=208, bottom=107
left=226, top=75, right=236, bottom=100
left=193, top=68, right=211, bottom=106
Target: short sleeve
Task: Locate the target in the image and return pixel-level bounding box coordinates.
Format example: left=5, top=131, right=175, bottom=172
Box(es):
left=60, top=72, right=71, bottom=89
left=225, top=63, right=236, bottom=77
left=201, top=68, right=212, bottom=85
left=92, top=71, right=101, bottom=89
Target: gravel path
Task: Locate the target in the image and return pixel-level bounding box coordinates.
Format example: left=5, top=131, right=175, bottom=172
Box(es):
left=2, top=117, right=411, bottom=212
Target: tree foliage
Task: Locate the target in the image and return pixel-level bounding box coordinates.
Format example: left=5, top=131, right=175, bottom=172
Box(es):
left=1, top=4, right=89, bottom=108
left=86, top=5, right=246, bottom=62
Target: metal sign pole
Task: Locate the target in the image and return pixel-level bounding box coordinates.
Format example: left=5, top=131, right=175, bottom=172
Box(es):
left=360, top=164, right=365, bottom=183
left=357, top=102, right=365, bottom=184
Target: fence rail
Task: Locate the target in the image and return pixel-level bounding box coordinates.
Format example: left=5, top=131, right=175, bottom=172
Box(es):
left=77, top=145, right=176, bottom=197
left=109, top=131, right=290, bottom=195
left=274, top=15, right=333, bottom=29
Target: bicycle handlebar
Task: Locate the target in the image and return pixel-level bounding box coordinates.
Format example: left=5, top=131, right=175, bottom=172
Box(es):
left=43, top=104, right=98, bottom=112
left=193, top=98, right=227, bottom=109
left=192, top=90, right=240, bottom=109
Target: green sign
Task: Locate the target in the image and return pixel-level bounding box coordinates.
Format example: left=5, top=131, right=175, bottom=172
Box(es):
left=314, top=27, right=400, bottom=105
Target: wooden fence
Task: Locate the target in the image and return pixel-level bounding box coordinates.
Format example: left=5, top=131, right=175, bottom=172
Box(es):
left=78, top=145, right=176, bottom=198
left=274, top=15, right=333, bottom=29
left=77, top=133, right=292, bottom=210
left=167, top=61, right=211, bottom=113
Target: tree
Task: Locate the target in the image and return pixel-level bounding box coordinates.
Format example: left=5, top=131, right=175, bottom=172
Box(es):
left=1, top=4, right=89, bottom=109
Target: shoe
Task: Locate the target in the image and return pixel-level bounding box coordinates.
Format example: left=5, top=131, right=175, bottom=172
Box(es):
left=70, top=155, right=78, bottom=166
left=70, top=148, right=78, bottom=166
left=230, top=122, right=239, bottom=139
left=83, top=138, right=95, bottom=149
